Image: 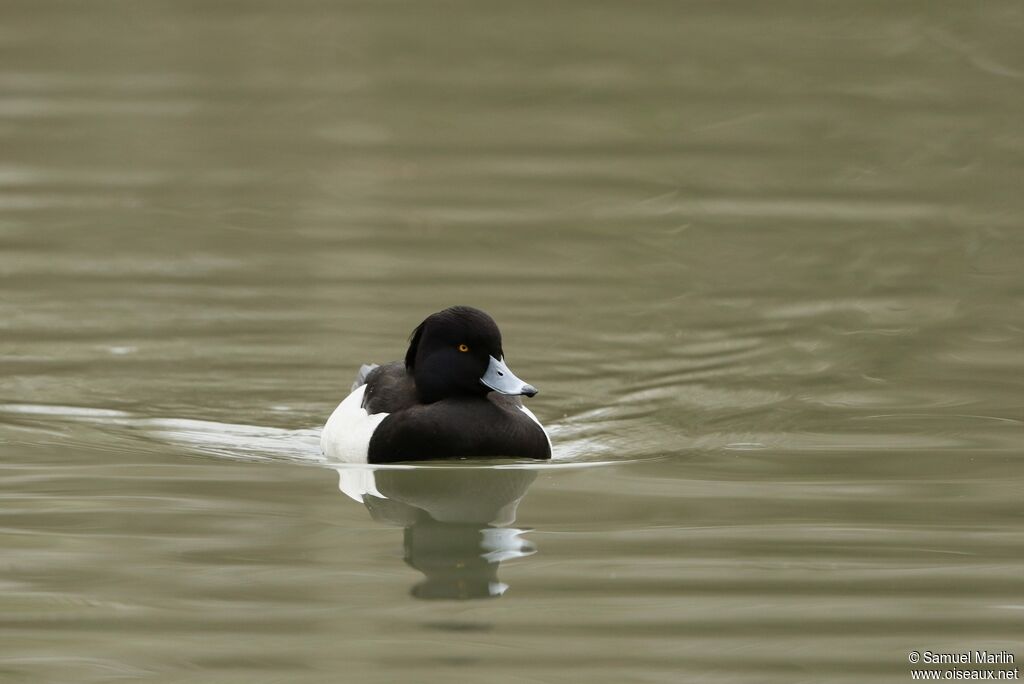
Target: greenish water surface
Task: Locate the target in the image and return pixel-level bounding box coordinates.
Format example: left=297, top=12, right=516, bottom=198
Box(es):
left=2, top=1, right=1023, bottom=682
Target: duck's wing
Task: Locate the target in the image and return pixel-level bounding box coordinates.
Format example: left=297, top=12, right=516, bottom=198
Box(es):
left=361, top=361, right=420, bottom=414
left=350, top=363, right=380, bottom=392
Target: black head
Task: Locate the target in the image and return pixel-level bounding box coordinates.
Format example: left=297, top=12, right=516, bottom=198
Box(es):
left=405, top=306, right=535, bottom=404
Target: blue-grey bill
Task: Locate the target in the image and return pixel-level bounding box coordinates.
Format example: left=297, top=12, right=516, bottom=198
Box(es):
left=480, top=356, right=538, bottom=397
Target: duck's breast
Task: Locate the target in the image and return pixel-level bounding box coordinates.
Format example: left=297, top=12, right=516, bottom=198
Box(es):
left=367, top=396, right=550, bottom=463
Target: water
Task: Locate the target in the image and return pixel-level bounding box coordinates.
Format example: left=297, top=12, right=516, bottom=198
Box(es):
left=2, top=1, right=1023, bottom=682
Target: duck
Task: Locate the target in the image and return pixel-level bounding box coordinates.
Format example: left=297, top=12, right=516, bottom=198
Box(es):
left=321, top=306, right=551, bottom=463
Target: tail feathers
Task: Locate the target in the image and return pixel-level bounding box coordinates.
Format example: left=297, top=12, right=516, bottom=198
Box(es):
left=351, top=363, right=379, bottom=392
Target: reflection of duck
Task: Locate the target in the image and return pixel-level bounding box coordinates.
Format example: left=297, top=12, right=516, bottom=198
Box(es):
left=336, top=465, right=538, bottom=600
left=321, top=306, right=551, bottom=463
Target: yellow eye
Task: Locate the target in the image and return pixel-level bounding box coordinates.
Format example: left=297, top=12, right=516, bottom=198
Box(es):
left=458, top=343, right=469, bottom=352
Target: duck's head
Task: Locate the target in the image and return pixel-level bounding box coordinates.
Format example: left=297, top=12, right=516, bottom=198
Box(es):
left=405, top=306, right=538, bottom=404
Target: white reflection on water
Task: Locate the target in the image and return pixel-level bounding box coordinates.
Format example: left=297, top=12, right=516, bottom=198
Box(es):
left=359, top=466, right=539, bottom=599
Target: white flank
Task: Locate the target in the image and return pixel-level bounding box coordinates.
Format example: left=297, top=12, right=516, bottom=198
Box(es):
left=519, top=405, right=553, bottom=453
left=321, top=385, right=390, bottom=464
